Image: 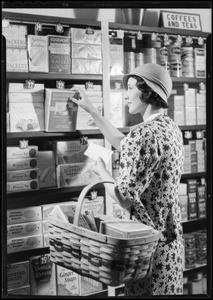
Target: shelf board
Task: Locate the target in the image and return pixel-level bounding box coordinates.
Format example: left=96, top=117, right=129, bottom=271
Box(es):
left=6, top=72, right=102, bottom=81
left=183, top=263, right=207, bottom=273
left=182, top=217, right=207, bottom=225
left=7, top=247, right=50, bottom=263
left=181, top=172, right=206, bottom=179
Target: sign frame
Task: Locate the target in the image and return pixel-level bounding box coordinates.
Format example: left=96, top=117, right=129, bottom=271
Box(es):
left=159, top=10, right=202, bottom=31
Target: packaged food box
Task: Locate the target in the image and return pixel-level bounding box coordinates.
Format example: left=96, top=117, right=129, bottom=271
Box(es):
left=72, top=58, right=102, bottom=74
left=72, top=43, right=102, bottom=59
left=28, top=35, right=49, bottom=72
left=168, top=95, right=185, bottom=110
left=69, top=27, right=102, bottom=44
left=7, top=157, right=38, bottom=171
left=184, top=88, right=196, bottom=107
left=7, top=145, right=38, bottom=159
left=29, top=254, right=57, bottom=295
left=7, top=261, right=29, bottom=291
left=7, top=82, right=45, bottom=102
left=56, top=162, right=100, bottom=187
left=7, top=179, right=39, bottom=193
left=54, top=138, right=104, bottom=165
left=167, top=110, right=185, bottom=126
left=7, top=234, right=43, bottom=253
left=56, top=265, right=103, bottom=296
left=110, top=91, right=125, bottom=127
left=48, top=35, right=71, bottom=74
left=109, top=36, right=124, bottom=75
left=179, top=195, right=188, bottom=222
left=100, top=220, right=153, bottom=238
left=194, top=48, right=206, bottom=78
left=6, top=48, right=28, bottom=72
left=7, top=220, right=42, bottom=238
left=2, top=24, right=27, bottom=48
left=76, top=100, right=103, bottom=130
left=7, top=206, right=42, bottom=225
left=37, top=151, right=57, bottom=189
left=9, top=102, right=44, bottom=132
left=7, top=168, right=39, bottom=182
left=45, top=88, right=78, bottom=132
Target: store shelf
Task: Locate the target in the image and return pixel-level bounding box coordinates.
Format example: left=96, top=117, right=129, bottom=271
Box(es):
left=182, top=218, right=207, bottom=233
left=184, top=263, right=207, bottom=273
left=7, top=247, right=50, bottom=263
left=181, top=172, right=206, bottom=180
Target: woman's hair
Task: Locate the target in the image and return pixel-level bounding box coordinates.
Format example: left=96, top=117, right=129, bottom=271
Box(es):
left=131, top=75, right=169, bottom=109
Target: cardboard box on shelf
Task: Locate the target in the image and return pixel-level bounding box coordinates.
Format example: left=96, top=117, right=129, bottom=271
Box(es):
left=28, top=35, right=49, bottom=73
left=6, top=48, right=28, bottom=72
left=7, top=157, right=38, bottom=171
left=7, top=179, right=39, bottom=193
left=37, top=151, right=57, bottom=189
left=72, top=58, right=102, bottom=74
left=44, top=88, right=78, bottom=132
left=7, top=220, right=42, bottom=239
left=7, top=206, right=42, bottom=225
left=7, top=234, right=43, bottom=253
left=7, top=168, right=39, bottom=182
left=7, top=145, right=38, bottom=159
left=7, top=261, right=29, bottom=291
left=69, top=27, right=102, bottom=45
left=2, top=24, right=27, bottom=48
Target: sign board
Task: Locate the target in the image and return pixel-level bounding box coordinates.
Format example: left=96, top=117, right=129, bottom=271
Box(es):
left=159, top=10, right=202, bottom=31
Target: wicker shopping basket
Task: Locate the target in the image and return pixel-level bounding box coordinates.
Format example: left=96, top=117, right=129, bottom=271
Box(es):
left=48, top=181, right=160, bottom=286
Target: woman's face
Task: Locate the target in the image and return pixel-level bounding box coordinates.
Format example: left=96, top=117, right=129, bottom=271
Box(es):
left=124, top=77, right=148, bottom=115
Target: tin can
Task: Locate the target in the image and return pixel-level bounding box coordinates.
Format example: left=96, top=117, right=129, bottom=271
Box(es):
left=135, top=52, right=144, bottom=67
left=183, top=234, right=196, bottom=249
left=125, top=51, right=135, bottom=73
left=143, top=48, right=157, bottom=64
left=196, top=246, right=207, bottom=264
left=185, top=249, right=196, bottom=269
left=181, top=46, right=194, bottom=77
left=169, top=59, right=182, bottom=77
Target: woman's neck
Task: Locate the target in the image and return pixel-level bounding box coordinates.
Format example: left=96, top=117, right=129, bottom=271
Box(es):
left=143, top=104, right=164, bottom=122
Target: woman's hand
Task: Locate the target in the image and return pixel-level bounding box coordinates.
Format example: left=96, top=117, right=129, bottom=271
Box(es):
left=69, top=87, right=94, bottom=113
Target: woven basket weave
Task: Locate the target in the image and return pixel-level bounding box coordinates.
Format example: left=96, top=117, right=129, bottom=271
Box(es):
left=48, top=181, right=160, bottom=286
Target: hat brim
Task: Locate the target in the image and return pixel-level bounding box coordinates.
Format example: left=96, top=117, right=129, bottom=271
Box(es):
left=123, top=74, right=168, bottom=103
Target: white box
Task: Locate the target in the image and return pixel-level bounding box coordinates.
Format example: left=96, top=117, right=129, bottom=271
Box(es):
left=2, top=24, right=27, bottom=48
left=7, top=261, right=29, bottom=291
left=7, top=145, right=38, bottom=159
left=70, top=27, right=102, bottom=44
left=109, top=37, right=124, bottom=75
left=8, top=83, right=45, bottom=93
left=72, top=43, right=102, bottom=59
left=178, top=183, right=187, bottom=195
left=185, top=107, right=196, bottom=125
left=168, top=95, right=185, bottom=110
left=9, top=102, right=44, bottom=132
left=196, top=106, right=206, bottom=125
left=72, top=58, right=102, bottom=74
left=194, top=48, right=206, bottom=78
left=110, top=91, right=125, bottom=127
left=8, top=92, right=44, bottom=103
left=7, top=157, right=38, bottom=171
left=28, top=35, right=49, bottom=72
left=7, top=168, right=39, bottom=182
left=7, top=179, right=39, bottom=193
left=168, top=110, right=185, bottom=125
left=57, top=162, right=101, bottom=187
left=6, top=48, right=28, bottom=72
left=196, top=92, right=206, bottom=107
left=184, top=88, right=196, bottom=107
left=7, top=206, right=42, bottom=225
left=29, top=254, right=57, bottom=295
left=37, top=151, right=57, bottom=189
left=7, top=234, right=43, bottom=253
left=54, top=138, right=104, bottom=165
left=7, top=221, right=42, bottom=238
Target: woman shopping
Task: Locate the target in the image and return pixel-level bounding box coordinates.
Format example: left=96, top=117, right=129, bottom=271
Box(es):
left=70, top=63, right=184, bottom=296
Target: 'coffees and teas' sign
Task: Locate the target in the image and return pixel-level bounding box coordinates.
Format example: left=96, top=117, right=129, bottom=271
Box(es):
left=159, top=11, right=202, bottom=31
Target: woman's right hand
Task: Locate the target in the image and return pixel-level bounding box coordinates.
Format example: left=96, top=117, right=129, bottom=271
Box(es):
left=69, top=87, right=94, bottom=113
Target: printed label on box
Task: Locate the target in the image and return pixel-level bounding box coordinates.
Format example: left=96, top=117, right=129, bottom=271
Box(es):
left=7, top=168, right=39, bottom=182
left=28, top=35, right=49, bottom=72
left=7, top=146, right=38, bottom=159
left=7, top=234, right=43, bottom=253
left=38, top=151, right=57, bottom=189
left=7, top=261, right=29, bottom=291
left=7, top=221, right=42, bottom=238
left=56, top=265, right=79, bottom=296
left=7, top=206, right=42, bottom=225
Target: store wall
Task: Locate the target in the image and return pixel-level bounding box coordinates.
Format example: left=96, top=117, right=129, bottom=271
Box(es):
left=2, top=8, right=212, bottom=33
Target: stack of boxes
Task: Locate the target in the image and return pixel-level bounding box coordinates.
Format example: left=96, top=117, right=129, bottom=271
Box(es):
left=7, top=206, right=43, bottom=254
left=168, top=94, right=185, bottom=126
left=7, top=83, right=45, bottom=133
left=7, top=145, right=39, bottom=193
left=68, top=27, right=102, bottom=74
left=184, top=84, right=197, bottom=126
left=7, top=261, right=30, bottom=295
left=2, top=24, right=28, bottom=72
left=109, top=30, right=124, bottom=75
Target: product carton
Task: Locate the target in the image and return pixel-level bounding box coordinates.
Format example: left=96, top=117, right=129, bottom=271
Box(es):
left=54, top=138, right=104, bottom=165
left=29, top=254, right=57, bottom=295
left=109, top=36, right=124, bottom=75
left=7, top=234, right=43, bottom=253
left=2, top=24, right=27, bottom=48
left=71, top=43, right=102, bottom=59
left=194, top=48, right=206, bottom=78
left=76, top=99, right=103, bottom=129
left=184, top=88, right=197, bottom=107
left=7, top=168, right=39, bottom=182
left=9, top=102, right=44, bottom=132
left=197, top=185, right=206, bottom=218
left=57, top=162, right=100, bottom=187
left=28, top=35, right=49, bottom=72
left=37, top=151, right=57, bottom=189
left=7, top=82, right=44, bottom=102
left=69, top=27, right=102, bottom=45
left=7, top=221, right=42, bottom=239
left=7, top=157, right=38, bottom=171
left=167, top=110, right=185, bottom=125
left=7, top=261, right=29, bottom=291
left=7, top=179, right=39, bottom=193
left=7, top=145, right=38, bottom=159
left=100, top=220, right=153, bottom=238
left=110, top=90, right=125, bottom=127
left=185, top=107, right=196, bottom=126
left=44, top=88, right=79, bottom=132
left=72, top=58, right=102, bottom=74
left=6, top=48, right=28, bottom=72
left=168, top=95, right=185, bottom=110
left=7, top=206, right=42, bottom=225
left=48, top=35, right=71, bottom=74
left=188, top=193, right=197, bottom=220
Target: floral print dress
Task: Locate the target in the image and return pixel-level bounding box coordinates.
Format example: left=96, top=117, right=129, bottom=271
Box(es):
left=115, top=114, right=184, bottom=295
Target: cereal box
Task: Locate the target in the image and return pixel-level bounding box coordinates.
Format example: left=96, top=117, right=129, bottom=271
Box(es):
left=7, top=145, right=38, bottom=159
left=48, top=35, right=71, bottom=74
left=7, top=157, right=38, bottom=171
left=54, top=138, right=104, bottom=165
left=7, top=221, right=42, bottom=238
left=37, top=151, right=57, bottom=189
left=6, top=48, right=28, bottom=72
left=28, top=35, right=48, bottom=72
left=7, top=168, right=39, bottom=182
left=9, top=102, right=44, bottom=132
left=29, top=254, right=57, bottom=295
left=7, top=179, right=39, bottom=193
left=7, top=261, right=29, bottom=291
left=44, top=88, right=78, bottom=132
left=2, top=24, right=27, bottom=48
left=7, top=206, right=42, bottom=225
left=7, top=234, right=43, bottom=253
left=57, top=162, right=100, bottom=187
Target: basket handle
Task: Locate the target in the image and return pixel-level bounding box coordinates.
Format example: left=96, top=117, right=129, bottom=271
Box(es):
left=73, top=180, right=115, bottom=226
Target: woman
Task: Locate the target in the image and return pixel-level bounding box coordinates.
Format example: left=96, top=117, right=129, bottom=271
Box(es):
left=70, top=63, right=184, bottom=295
